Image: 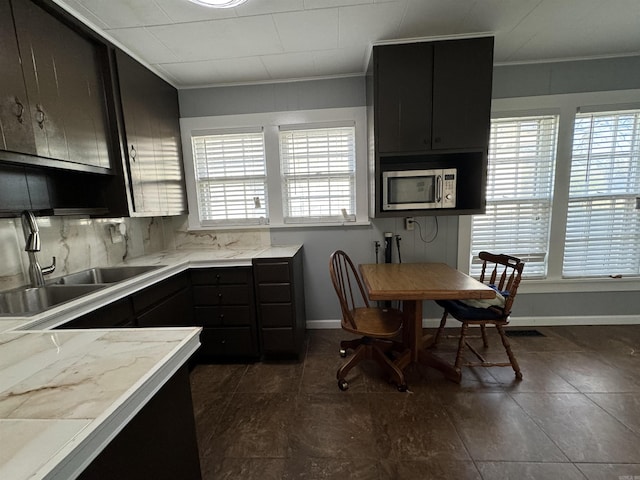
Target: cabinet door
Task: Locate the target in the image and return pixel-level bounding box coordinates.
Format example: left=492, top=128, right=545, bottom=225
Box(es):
left=137, top=287, right=193, bottom=327
left=432, top=37, right=494, bottom=150
left=0, top=0, right=36, bottom=155
left=56, top=298, right=135, bottom=329
left=11, top=0, right=110, bottom=169
left=116, top=50, right=186, bottom=216
left=374, top=43, right=433, bottom=154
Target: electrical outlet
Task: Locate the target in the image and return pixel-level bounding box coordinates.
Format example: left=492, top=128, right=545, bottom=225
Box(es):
left=404, top=217, right=414, bottom=231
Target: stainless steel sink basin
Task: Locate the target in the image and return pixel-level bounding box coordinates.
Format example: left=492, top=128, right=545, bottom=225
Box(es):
left=0, top=284, right=107, bottom=316
left=54, top=265, right=164, bottom=285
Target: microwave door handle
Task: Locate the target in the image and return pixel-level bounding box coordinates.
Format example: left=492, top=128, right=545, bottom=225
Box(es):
left=436, top=175, right=443, bottom=204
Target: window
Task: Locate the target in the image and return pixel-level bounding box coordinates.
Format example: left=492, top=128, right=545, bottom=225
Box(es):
left=563, top=109, right=640, bottom=277
left=469, top=115, right=558, bottom=278
left=181, top=107, right=368, bottom=229
left=191, top=131, right=267, bottom=226
left=279, top=126, right=356, bottom=223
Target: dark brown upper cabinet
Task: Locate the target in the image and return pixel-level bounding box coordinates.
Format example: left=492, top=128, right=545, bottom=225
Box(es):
left=0, top=0, right=37, bottom=157
left=0, top=0, right=112, bottom=174
left=113, top=49, right=187, bottom=217
left=431, top=37, right=494, bottom=151
left=370, top=36, right=493, bottom=217
left=373, top=37, right=494, bottom=155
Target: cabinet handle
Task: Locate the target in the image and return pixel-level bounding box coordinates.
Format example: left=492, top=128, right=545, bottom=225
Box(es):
left=35, top=105, right=45, bottom=129
left=13, top=98, right=25, bottom=124
left=130, top=145, right=137, bottom=161
left=434, top=136, right=441, bottom=144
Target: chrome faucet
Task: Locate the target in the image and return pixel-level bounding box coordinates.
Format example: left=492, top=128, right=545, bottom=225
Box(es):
left=20, top=210, right=56, bottom=287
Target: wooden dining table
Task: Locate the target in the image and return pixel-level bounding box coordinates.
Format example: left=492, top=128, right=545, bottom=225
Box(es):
left=359, top=262, right=496, bottom=380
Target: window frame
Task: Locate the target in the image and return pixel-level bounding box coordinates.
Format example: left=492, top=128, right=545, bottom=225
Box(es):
left=458, top=89, right=640, bottom=294
left=180, top=107, right=370, bottom=230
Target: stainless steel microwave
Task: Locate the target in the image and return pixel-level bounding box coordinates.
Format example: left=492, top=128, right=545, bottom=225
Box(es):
left=382, top=168, right=457, bottom=211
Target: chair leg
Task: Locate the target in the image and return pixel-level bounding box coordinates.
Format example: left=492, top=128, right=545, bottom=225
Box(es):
left=371, top=343, right=407, bottom=391
left=340, top=338, right=363, bottom=356
left=433, top=310, right=449, bottom=346
left=454, top=323, right=469, bottom=373
left=496, top=324, right=523, bottom=380
left=480, top=324, right=488, bottom=348
left=336, top=344, right=367, bottom=385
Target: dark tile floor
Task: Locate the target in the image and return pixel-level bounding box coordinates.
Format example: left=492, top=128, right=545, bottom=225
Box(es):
left=189, top=325, right=640, bottom=479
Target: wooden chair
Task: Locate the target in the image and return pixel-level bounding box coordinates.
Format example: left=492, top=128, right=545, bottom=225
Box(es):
left=329, top=250, right=409, bottom=391
left=432, top=251, right=524, bottom=382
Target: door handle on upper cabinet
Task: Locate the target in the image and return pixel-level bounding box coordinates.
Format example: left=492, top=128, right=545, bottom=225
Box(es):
left=13, top=97, right=25, bottom=123
left=35, top=104, right=46, bottom=129
left=130, top=145, right=137, bottom=161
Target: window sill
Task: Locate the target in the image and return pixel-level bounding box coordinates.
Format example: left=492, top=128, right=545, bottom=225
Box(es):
left=519, top=276, right=640, bottom=294
left=187, top=220, right=371, bottom=231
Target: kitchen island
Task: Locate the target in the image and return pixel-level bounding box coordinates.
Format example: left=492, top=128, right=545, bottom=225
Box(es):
left=0, top=327, right=201, bottom=480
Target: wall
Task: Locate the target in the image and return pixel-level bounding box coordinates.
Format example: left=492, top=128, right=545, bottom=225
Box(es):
left=0, top=216, right=169, bottom=291
left=0, top=214, right=272, bottom=292
left=178, top=55, right=640, bottom=328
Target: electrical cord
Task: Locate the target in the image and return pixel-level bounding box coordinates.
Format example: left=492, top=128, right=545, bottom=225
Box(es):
left=413, top=217, right=439, bottom=243
left=395, top=235, right=402, bottom=263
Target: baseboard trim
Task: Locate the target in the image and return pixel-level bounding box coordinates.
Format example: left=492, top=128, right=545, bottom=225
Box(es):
left=306, top=315, right=640, bottom=330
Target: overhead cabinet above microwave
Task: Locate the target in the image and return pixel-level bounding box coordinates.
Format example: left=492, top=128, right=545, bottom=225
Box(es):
left=368, top=36, right=494, bottom=217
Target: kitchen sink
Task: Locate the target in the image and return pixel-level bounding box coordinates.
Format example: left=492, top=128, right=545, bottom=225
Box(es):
left=0, top=284, right=107, bottom=316
left=53, top=265, right=164, bottom=285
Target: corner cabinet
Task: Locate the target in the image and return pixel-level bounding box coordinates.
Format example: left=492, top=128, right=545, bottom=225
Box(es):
left=0, top=0, right=112, bottom=172
left=253, top=248, right=306, bottom=358
left=371, top=36, right=494, bottom=217
left=113, top=49, right=187, bottom=217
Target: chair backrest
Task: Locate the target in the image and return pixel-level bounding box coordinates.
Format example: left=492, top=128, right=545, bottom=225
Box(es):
left=329, top=250, right=369, bottom=330
left=477, top=251, right=525, bottom=317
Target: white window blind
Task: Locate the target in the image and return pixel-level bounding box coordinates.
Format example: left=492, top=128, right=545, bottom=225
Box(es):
left=470, top=115, right=558, bottom=278
left=279, top=126, right=356, bottom=223
left=191, top=132, right=268, bottom=225
left=563, top=109, right=640, bottom=277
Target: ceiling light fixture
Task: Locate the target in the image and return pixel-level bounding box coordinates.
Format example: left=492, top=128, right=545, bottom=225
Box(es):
left=187, top=0, right=248, bottom=8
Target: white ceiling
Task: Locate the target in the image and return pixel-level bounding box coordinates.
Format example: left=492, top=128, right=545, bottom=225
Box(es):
left=53, top=0, right=640, bottom=88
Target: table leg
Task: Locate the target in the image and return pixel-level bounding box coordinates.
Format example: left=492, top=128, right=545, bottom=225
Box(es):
left=401, top=300, right=422, bottom=363
left=401, top=300, right=462, bottom=382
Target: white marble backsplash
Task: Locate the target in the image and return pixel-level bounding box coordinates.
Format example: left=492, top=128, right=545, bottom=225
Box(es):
left=0, top=214, right=270, bottom=291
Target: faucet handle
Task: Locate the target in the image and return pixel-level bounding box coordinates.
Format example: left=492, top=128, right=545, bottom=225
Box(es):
left=42, top=256, right=56, bottom=276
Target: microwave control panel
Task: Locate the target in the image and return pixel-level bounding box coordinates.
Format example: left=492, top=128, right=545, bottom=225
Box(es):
left=442, top=168, right=457, bottom=208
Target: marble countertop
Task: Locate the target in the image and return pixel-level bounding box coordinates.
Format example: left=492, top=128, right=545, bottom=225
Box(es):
left=0, top=327, right=201, bottom=480
left=3, top=245, right=302, bottom=331
left=0, top=245, right=301, bottom=480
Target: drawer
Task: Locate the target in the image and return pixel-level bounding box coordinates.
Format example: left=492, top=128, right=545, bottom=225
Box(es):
left=254, top=262, right=290, bottom=283
left=199, top=327, right=257, bottom=357
left=259, top=303, right=294, bottom=328
left=193, top=285, right=251, bottom=306
left=194, top=305, right=253, bottom=327
left=261, top=327, right=296, bottom=354
left=190, top=267, right=251, bottom=286
left=257, top=284, right=291, bottom=303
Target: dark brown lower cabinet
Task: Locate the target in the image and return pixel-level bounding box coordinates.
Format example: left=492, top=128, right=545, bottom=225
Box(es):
left=253, top=248, right=306, bottom=358
left=132, top=272, right=192, bottom=326
left=55, top=253, right=306, bottom=358
left=77, top=365, right=202, bottom=480
left=56, top=297, right=135, bottom=329
left=190, top=266, right=259, bottom=359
